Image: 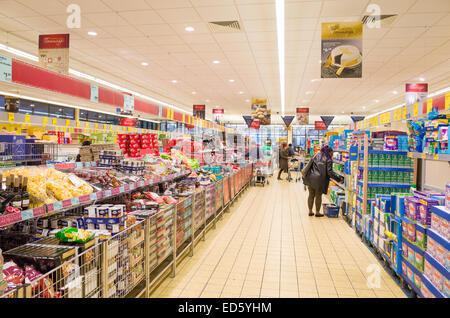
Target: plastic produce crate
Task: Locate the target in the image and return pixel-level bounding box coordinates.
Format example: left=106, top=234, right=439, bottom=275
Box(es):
left=323, top=204, right=339, bottom=218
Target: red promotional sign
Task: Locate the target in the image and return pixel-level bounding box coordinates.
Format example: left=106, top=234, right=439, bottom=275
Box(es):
left=296, top=107, right=309, bottom=114
left=119, top=117, right=138, bottom=127
left=193, top=105, right=205, bottom=119
left=406, top=83, right=428, bottom=93
left=315, top=121, right=327, bottom=130
left=39, top=34, right=70, bottom=49
left=296, top=107, right=309, bottom=125
left=250, top=119, right=260, bottom=130
left=212, top=109, right=224, bottom=114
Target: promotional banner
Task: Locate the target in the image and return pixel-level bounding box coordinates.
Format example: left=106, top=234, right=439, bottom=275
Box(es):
left=321, top=22, right=362, bottom=78
left=315, top=121, right=327, bottom=130
left=405, top=83, right=428, bottom=105
left=251, top=98, right=271, bottom=125
left=119, top=117, right=138, bottom=127
left=296, top=107, right=309, bottom=124
left=351, top=116, right=365, bottom=123
left=193, top=105, right=205, bottom=119
left=38, top=34, right=70, bottom=74
left=281, top=116, right=295, bottom=128
left=243, top=116, right=254, bottom=128
left=212, top=108, right=224, bottom=124
left=320, top=116, right=335, bottom=128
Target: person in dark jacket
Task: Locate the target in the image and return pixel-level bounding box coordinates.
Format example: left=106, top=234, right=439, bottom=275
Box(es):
left=277, top=142, right=290, bottom=180
left=287, top=144, right=294, bottom=156
left=303, top=145, right=343, bottom=217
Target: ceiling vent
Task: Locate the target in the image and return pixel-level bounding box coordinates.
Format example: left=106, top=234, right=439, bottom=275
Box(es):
left=361, top=14, right=398, bottom=27
left=208, top=21, right=242, bottom=33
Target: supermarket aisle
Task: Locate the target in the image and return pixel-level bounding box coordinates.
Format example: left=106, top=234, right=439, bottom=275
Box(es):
left=151, top=178, right=407, bottom=298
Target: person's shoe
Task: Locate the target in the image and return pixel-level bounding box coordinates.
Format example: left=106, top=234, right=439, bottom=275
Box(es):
left=277, top=177, right=282, bottom=180
left=315, top=213, right=324, bottom=217
left=308, top=212, right=314, bottom=216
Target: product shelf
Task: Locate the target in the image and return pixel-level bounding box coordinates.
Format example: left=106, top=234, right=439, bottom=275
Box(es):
left=409, top=152, right=450, bottom=161
left=357, top=180, right=410, bottom=188
left=358, top=166, right=413, bottom=172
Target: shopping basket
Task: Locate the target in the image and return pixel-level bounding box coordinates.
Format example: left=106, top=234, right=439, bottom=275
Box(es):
left=323, top=204, right=339, bottom=218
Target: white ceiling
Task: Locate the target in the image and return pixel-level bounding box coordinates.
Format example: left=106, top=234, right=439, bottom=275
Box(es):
left=0, top=0, right=449, bottom=121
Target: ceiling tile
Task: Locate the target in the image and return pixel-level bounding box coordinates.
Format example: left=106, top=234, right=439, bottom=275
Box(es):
left=86, top=12, right=129, bottom=27
left=102, top=0, right=151, bottom=11
left=237, top=4, right=276, bottom=20
left=102, top=25, right=144, bottom=37
left=137, top=24, right=176, bottom=36
left=0, top=17, right=32, bottom=32
left=0, top=0, right=39, bottom=17
left=157, top=8, right=202, bottom=23
left=119, top=10, right=165, bottom=25
left=393, top=13, right=445, bottom=27
left=286, top=2, right=322, bottom=18
left=321, top=0, right=368, bottom=17
left=146, top=0, right=192, bottom=9
left=59, top=0, right=112, bottom=13
left=195, top=6, right=239, bottom=21
left=409, top=0, right=450, bottom=13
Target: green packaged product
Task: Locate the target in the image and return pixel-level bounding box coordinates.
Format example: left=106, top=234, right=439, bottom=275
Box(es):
left=55, top=228, right=95, bottom=243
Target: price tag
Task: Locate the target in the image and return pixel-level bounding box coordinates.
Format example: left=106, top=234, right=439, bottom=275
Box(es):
left=119, top=186, right=125, bottom=193
left=139, top=181, right=145, bottom=187
left=65, top=119, right=70, bottom=126
left=95, top=123, right=98, bottom=129
left=24, top=114, right=30, bottom=123
left=127, top=127, right=132, bottom=132
left=76, top=121, right=80, bottom=127
left=104, top=190, right=112, bottom=197
left=55, top=126, right=59, bottom=132
left=111, top=188, right=120, bottom=195
left=433, top=154, right=439, bottom=160
left=446, top=93, right=450, bottom=110
left=22, top=210, right=34, bottom=221
left=124, top=184, right=130, bottom=192
left=421, top=153, right=426, bottom=159
left=43, top=117, right=48, bottom=125
left=47, top=164, right=55, bottom=169
left=85, top=122, right=89, bottom=129
left=52, top=118, right=57, bottom=126
left=85, top=162, right=91, bottom=168
left=90, top=193, right=98, bottom=201
left=8, top=112, right=14, bottom=122
left=75, top=162, right=83, bottom=169
left=53, top=201, right=63, bottom=211
left=103, top=124, right=107, bottom=130
left=79, top=195, right=91, bottom=203
left=408, top=153, right=413, bottom=158
left=33, top=206, right=45, bottom=217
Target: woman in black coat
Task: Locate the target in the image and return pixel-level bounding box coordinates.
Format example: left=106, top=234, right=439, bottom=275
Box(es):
left=277, top=142, right=290, bottom=180
left=303, top=145, right=343, bottom=217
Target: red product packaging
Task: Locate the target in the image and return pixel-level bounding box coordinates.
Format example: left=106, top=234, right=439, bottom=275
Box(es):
left=2, top=261, right=24, bottom=286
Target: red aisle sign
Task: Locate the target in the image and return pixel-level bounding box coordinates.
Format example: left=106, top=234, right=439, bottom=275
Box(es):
left=315, top=121, right=327, bottom=130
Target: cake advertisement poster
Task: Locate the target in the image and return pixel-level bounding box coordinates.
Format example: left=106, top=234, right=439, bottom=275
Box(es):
left=251, top=98, right=271, bottom=125
left=321, top=22, right=362, bottom=78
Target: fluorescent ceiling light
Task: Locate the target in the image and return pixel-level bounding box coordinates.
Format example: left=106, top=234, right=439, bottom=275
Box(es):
left=311, top=79, right=320, bottom=82
left=238, top=91, right=244, bottom=94
left=419, top=77, right=425, bottom=82
left=171, top=80, right=178, bottom=83
left=88, top=31, right=97, bottom=36
left=276, top=0, right=285, bottom=116
left=305, top=91, right=314, bottom=95
left=185, top=26, right=195, bottom=32
left=0, top=43, right=38, bottom=62
left=192, top=91, right=197, bottom=95
left=229, top=79, right=235, bottom=82
left=245, top=99, right=250, bottom=103
left=213, top=60, right=220, bottom=64
left=392, top=90, right=398, bottom=95
left=141, top=62, right=149, bottom=66
left=374, top=99, right=380, bottom=103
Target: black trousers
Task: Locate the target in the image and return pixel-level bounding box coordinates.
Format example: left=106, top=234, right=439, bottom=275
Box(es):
left=307, top=186, right=322, bottom=213
left=277, top=168, right=290, bottom=179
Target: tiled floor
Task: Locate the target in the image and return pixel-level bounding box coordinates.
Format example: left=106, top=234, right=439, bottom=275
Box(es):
left=150, top=177, right=407, bottom=298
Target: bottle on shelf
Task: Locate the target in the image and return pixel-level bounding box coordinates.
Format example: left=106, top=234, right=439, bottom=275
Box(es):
left=21, top=177, right=30, bottom=210
left=11, top=176, right=23, bottom=209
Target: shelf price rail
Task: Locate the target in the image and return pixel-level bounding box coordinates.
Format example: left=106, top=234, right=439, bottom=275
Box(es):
left=1, top=164, right=254, bottom=299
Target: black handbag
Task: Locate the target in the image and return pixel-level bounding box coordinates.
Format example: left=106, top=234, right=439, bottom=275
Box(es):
left=301, top=154, right=317, bottom=178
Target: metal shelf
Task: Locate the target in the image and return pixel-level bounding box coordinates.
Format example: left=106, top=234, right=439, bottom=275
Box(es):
left=410, top=152, right=450, bottom=161
left=357, top=181, right=410, bottom=188
left=358, top=166, right=413, bottom=172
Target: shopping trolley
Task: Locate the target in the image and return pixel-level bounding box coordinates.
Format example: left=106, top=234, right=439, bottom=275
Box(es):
left=252, top=160, right=273, bottom=187
left=287, top=156, right=303, bottom=182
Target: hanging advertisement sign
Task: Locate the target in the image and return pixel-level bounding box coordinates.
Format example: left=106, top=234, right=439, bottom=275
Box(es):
left=405, top=83, right=428, bottom=106
left=296, top=107, right=309, bottom=124
left=281, top=116, right=295, bottom=128
left=123, top=94, right=134, bottom=112
left=212, top=108, right=224, bottom=124
left=243, top=116, right=254, bottom=128
left=320, top=116, right=335, bottom=128
left=315, top=121, right=327, bottom=130
left=193, top=105, right=205, bottom=119
left=321, top=22, right=362, bottom=78
left=250, top=119, right=260, bottom=130
left=351, top=116, right=365, bottom=123
left=38, top=34, right=70, bottom=75
left=0, top=54, right=12, bottom=83
left=251, top=98, right=271, bottom=125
